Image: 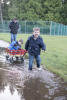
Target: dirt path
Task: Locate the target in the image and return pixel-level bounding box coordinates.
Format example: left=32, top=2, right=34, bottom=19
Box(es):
left=0, top=40, right=67, bottom=100
left=0, top=40, right=9, bottom=48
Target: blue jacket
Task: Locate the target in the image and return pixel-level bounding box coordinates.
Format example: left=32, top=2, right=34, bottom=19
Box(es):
left=8, top=41, right=21, bottom=50
left=25, top=35, right=46, bottom=56
left=9, top=21, right=19, bottom=34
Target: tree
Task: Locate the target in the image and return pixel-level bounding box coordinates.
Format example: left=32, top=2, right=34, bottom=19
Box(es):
left=41, top=0, right=63, bottom=22
left=60, top=0, right=67, bottom=24
left=0, top=0, right=67, bottom=25
left=0, top=0, right=3, bottom=24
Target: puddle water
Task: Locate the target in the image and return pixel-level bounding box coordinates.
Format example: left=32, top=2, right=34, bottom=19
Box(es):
left=0, top=86, right=21, bottom=100
left=0, top=44, right=67, bottom=100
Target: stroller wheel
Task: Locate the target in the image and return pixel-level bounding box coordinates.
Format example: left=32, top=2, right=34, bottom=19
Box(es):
left=16, top=57, right=19, bottom=61
left=21, top=57, right=24, bottom=62
left=6, top=55, right=9, bottom=60
left=10, top=57, right=14, bottom=63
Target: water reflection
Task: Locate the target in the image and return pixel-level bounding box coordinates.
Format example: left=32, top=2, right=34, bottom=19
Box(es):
left=0, top=86, right=21, bottom=100
left=0, top=69, right=25, bottom=100
left=23, top=78, right=67, bottom=100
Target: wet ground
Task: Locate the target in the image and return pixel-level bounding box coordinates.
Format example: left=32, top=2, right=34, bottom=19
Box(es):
left=0, top=40, right=67, bottom=100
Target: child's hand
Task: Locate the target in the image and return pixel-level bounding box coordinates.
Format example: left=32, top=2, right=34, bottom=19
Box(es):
left=42, top=50, right=45, bottom=52
left=14, top=44, right=17, bottom=46
left=18, top=48, right=21, bottom=50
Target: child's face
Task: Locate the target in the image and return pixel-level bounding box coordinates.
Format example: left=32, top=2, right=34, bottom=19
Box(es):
left=18, top=41, right=22, bottom=45
left=13, top=19, right=17, bottom=23
left=33, top=31, right=40, bottom=38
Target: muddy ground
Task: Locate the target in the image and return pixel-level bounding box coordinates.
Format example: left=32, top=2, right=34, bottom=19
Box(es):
left=0, top=40, right=67, bottom=100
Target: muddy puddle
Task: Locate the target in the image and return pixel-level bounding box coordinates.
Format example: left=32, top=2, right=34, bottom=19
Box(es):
left=0, top=41, right=67, bottom=100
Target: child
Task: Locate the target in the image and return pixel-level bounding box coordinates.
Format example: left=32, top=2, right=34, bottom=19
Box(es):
left=8, top=39, right=23, bottom=50
left=9, top=18, right=19, bottom=42
left=25, top=27, right=46, bottom=70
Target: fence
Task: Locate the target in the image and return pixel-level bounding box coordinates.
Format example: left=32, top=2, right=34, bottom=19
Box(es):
left=0, top=20, right=67, bottom=35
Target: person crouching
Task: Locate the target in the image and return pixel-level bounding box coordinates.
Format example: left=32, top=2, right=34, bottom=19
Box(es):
left=8, top=39, right=23, bottom=50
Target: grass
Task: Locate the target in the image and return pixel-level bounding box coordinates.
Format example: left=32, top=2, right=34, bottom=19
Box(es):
left=0, top=33, right=67, bottom=81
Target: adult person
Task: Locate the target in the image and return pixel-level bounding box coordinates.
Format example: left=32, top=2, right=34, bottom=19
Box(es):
left=25, top=27, right=46, bottom=70
left=9, top=18, right=19, bottom=42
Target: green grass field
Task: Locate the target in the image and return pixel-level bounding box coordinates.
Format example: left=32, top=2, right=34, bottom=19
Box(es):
left=0, top=33, right=67, bottom=81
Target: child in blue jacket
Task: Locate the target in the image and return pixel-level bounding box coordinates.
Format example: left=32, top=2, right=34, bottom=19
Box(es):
left=8, top=39, right=23, bottom=50
left=25, top=27, right=46, bottom=70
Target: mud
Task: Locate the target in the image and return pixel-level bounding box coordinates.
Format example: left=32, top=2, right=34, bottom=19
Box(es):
left=0, top=40, right=67, bottom=100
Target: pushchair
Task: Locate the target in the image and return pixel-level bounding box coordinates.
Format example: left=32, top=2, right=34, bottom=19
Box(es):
left=5, top=48, right=27, bottom=63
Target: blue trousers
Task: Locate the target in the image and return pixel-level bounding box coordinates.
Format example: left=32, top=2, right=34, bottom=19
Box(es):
left=11, top=33, right=17, bottom=42
left=29, top=54, right=41, bottom=70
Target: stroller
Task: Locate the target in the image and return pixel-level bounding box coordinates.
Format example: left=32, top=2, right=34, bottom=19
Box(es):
left=5, top=48, right=27, bottom=63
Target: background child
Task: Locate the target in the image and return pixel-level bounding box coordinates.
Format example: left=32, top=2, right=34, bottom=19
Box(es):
left=8, top=39, right=23, bottom=50
left=25, top=27, right=46, bottom=70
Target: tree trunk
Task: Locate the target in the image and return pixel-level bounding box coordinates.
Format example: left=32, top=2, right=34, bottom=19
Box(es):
left=0, top=0, right=3, bottom=25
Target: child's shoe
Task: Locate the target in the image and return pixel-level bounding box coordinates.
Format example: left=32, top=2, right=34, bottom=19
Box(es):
left=38, top=67, right=42, bottom=71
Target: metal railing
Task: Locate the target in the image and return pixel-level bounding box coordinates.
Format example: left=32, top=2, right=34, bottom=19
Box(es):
left=0, top=20, right=67, bottom=36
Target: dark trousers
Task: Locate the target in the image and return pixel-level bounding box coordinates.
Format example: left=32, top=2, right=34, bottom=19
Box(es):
left=29, top=54, right=41, bottom=70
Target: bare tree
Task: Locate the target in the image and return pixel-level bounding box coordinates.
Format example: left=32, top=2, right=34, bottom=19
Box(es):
left=0, top=0, right=3, bottom=25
